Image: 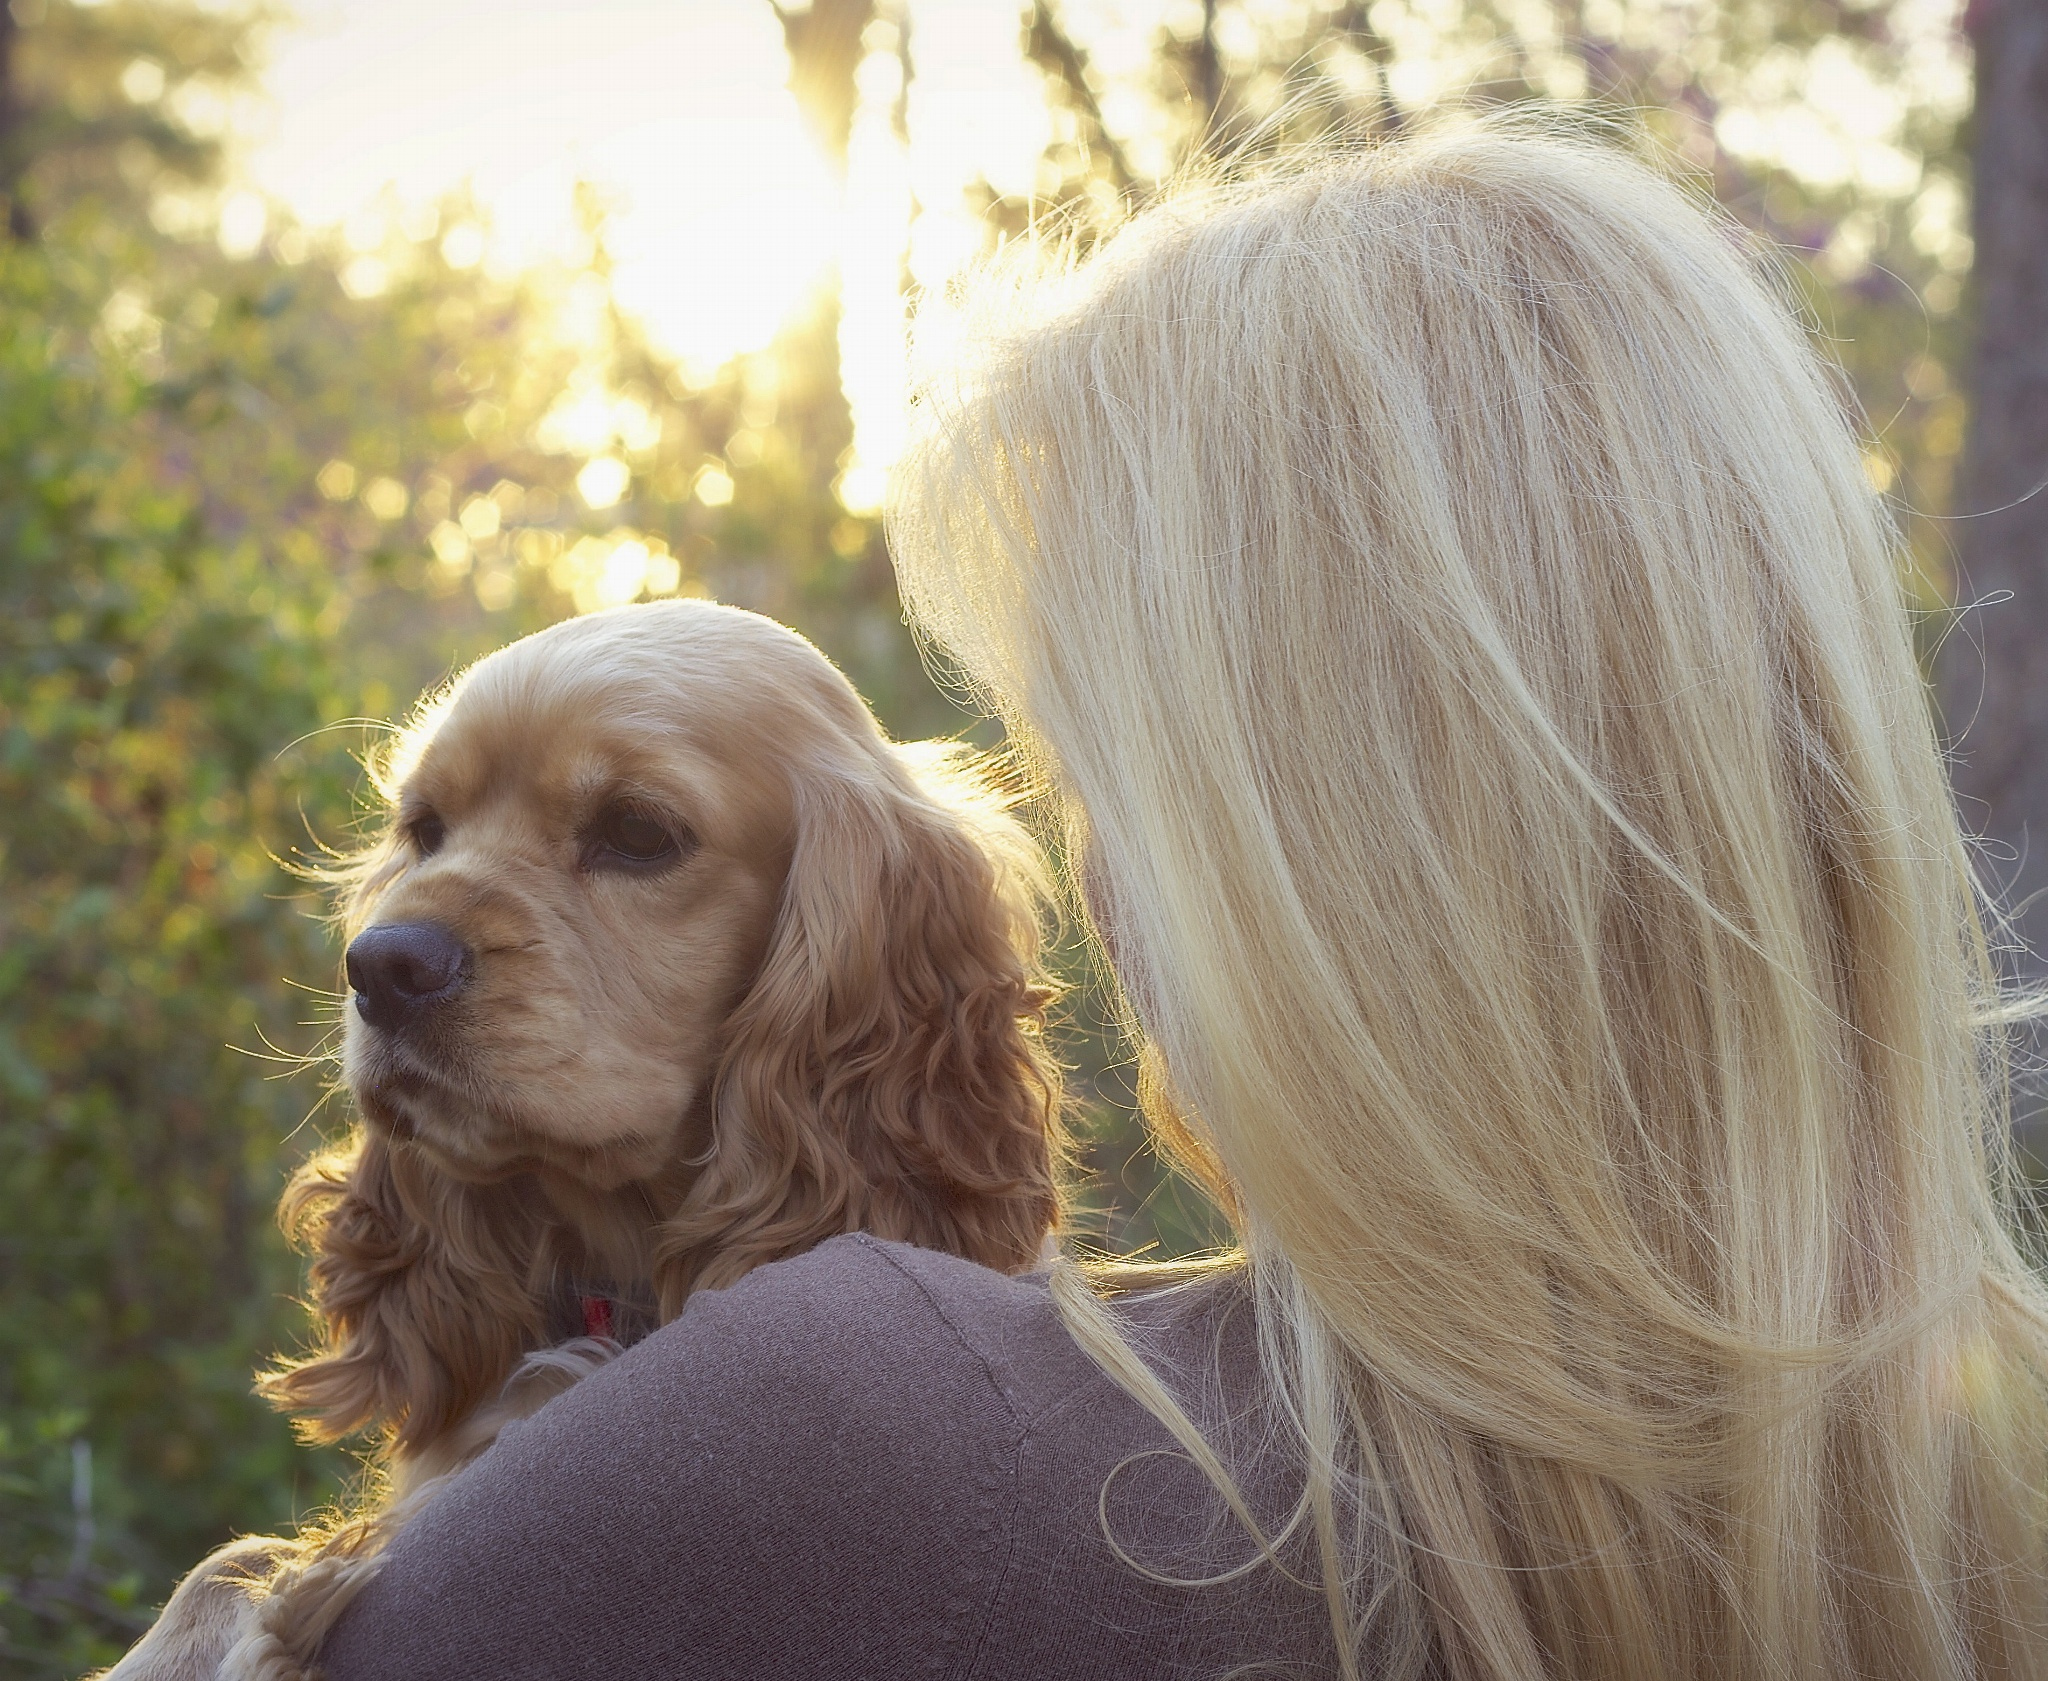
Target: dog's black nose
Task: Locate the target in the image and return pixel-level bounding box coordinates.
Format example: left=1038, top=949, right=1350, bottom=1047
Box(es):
left=345, top=922, right=472, bottom=1033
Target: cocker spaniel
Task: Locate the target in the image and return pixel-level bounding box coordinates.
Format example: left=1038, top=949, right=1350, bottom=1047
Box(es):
left=104, top=600, right=1064, bottom=1679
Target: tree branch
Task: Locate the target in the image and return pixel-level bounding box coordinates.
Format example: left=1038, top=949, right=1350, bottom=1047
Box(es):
left=1024, top=0, right=1137, bottom=199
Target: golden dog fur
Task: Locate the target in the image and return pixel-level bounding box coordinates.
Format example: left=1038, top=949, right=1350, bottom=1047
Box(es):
left=104, top=599, right=1064, bottom=1679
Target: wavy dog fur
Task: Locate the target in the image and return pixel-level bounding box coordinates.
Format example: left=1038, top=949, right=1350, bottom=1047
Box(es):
left=106, top=600, right=1064, bottom=1679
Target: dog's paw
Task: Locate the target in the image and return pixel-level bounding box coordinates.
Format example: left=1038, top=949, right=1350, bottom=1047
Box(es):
left=94, top=1534, right=302, bottom=1681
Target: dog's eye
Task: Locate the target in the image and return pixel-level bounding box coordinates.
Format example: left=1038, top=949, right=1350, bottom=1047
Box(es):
left=584, top=804, right=685, bottom=871
left=407, top=813, right=446, bottom=857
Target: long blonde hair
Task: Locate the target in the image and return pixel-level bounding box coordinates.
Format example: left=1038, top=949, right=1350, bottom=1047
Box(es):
left=890, top=121, right=2048, bottom=1681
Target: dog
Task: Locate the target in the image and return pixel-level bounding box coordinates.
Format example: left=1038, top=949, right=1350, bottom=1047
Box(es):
left=102, top=599, right=1065, bottom=1679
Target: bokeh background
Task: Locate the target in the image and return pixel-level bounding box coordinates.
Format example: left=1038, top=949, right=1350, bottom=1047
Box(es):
left=2, top=0, right=2041, bottom=1670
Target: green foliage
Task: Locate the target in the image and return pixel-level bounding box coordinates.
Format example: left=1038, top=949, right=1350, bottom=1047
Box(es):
left=1, top=0, right=257, bottom=234
left=0, top=210, right=359, bottom=1672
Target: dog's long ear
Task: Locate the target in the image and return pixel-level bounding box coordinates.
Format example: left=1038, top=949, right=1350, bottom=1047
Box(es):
left=657, top=743, right=1064, bottom=1305
left=258, top=1130, right=551, bottom=1456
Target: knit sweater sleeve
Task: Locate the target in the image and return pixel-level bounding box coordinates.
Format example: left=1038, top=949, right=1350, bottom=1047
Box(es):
left=317, top=1234, right=1029, bottom=1681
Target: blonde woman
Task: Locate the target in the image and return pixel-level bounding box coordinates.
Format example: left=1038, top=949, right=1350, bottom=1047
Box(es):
left=315, top=126, right=2047, bottom=1681
left=891, top=123, right=2048, bottom=1679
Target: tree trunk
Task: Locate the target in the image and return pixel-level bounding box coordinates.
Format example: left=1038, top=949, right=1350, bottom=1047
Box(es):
left=1024, top=1, right=1137, bottom=199
left=771, top=0, right=877, bottom=174
left=0, top=0, right=33, bottom=238
left=1943, top=0, right=2048, bottom=989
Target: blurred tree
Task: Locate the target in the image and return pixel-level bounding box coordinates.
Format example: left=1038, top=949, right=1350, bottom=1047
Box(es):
left=0, top=11, right=394, bottom=1668
left=1011, top=0, right=1972, bottom=599
left=1941, top=0, right=2048, bottom=989
left=0, top=0, right=253, bottom=236
left=0, top=208, right=362, bottom=1673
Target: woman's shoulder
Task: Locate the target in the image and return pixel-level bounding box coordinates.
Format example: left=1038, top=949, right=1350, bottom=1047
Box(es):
left=607, top=1232, right=1113, bottom=1435
left=655, top=1232, right=1255, bottom=1427
left=673, top=1231, right=1072, bottom=1386
left=317, top=1237, right=1256, bottom=1680
left=318, top=1239, right=1315, bottom=1680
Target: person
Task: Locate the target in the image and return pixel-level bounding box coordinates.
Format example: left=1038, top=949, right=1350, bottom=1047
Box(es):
left=319, top=120, right=2048, bottom=1681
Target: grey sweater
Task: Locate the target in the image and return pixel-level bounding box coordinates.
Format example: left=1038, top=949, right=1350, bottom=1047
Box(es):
left=319, top=1233, right=1344, bottom=1679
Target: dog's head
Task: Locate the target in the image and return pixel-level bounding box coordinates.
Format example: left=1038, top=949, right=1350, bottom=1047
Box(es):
left=264, top=601, right=1064, bottom=1452
left=338, top=603, right=811, bottom=1190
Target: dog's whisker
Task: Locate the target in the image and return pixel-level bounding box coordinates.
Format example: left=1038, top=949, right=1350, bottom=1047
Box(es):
left=228, top=1026, right=335, bottom=1076
left=279, top=1084, right=349, bottom=1148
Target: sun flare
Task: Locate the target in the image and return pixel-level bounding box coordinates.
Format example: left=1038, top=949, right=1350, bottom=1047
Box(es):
left=245, top=0, right=1052, bottom=484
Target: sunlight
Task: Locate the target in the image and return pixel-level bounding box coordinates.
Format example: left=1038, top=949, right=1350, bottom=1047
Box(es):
left=216, top=189, right=266, bottom=258
left=546, top=528, right=690, bottom=614
left=1711, top=3, right=1965, bottom=204
left=243, top=0, right=1066, bottom=476
left=835, top=0, right=1057, bottom=492
left=575, top=456, right=631, bottom=511
left=837, top=22, right=915, bottom=498
left=537, top=383, right=662, bottom=459
left=549, top=105, right=841, bottom=378
left=247, top=0, right=840, bottom=375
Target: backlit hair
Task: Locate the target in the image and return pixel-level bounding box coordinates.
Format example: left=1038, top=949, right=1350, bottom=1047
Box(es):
left=890, top=120, right=2048, bottom=1681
